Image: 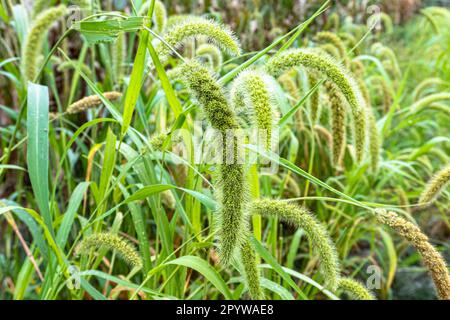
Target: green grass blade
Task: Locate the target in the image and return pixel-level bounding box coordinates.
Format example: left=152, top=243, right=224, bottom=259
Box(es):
left=122, top=29, right=149, bottom=136
left=27, top=82, right=53, bottom=236
left=167, top=256, right=233, bottom=299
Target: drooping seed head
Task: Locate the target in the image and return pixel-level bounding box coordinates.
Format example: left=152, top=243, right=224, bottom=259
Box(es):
left=418, top=165, right=450, bottom=206
left=179, top=60, right=247, bottom=265
left=325, top=82, right=347, bottom=166
left=230, top=69, right=279, bottom=150
left=338, top=277, right=375, bottom=300
left=76, top=233, right=143, bottom=269
left=265, top=49, right=367, bottom=162
left=240, top=237, right=264, bottom=299
left=66, top=91, right=122, bottom=114
left=412, top=78, right=447, bottom=102
left=138, top=0, right=167, bottom=33
left=195, top=43, right=223, bottom=70
left=314, top=31, right=349, bottom=67
left=157, top=17, right=241, bottom=64
left=250, top=199, right=340, bottom=291
left=409, top=92, right=450, bottom=114
left=22, top=5, right=68, bottom=81
left=376, top=209, right=450, bottom=299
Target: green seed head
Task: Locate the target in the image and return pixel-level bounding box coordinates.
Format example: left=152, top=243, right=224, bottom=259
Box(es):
left=325, top=82, right=347, bottom=166
left=230, top=69, right=279, bottom=150
left=149, top=132, right=168, bottom=151
left=314, top=31, right=349, bottom=67
left=138, top=0, right=167, bottom=33
left=376, top=209, right=450, bottom=299
left=158, top=17, right=241, bottom=63
left=418, top=165, right=450, bottom=205
left=76, top=233, right=143, bottom=269
left=66, top=91, right=122, bottom=114
left=250, top=199, right=340, bottom=291
left=409, top=92, right=450, bottom=114
left=179, top=60, right=247, bottom=265
left=265, top=49, right=367, bottom=162
left=195, top=43, right=223, bottom=70
left=22, top=5, right=68, bottom=81
left=338, top=277, right=375, bottom=300
left=240, top=238, right=264, bottom=299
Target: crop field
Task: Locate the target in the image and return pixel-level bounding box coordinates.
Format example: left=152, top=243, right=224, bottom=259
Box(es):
left=0, top=0, right=449, bottom=301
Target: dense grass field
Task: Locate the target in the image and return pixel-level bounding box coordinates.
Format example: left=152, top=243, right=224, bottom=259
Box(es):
left=0, top=0, right=449, bottom=300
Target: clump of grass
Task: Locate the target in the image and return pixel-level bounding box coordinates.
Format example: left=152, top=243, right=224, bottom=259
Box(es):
left=418, top=165, right=450, bottom=205
left=21, top=5, right=67, bottom=81
left=76, top=233, right=143, bottom=269
left=376, top=209, right=450, bottom=300
left=66, top=91, right=122, bottom=114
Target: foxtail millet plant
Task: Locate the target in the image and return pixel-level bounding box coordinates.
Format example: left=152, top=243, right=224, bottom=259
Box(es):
left=21, top=5, right=68, bottom=81
left=370, top=75, right=393, bottom=113
left=420, top=9, right=440, bottom=34
left=157, top=17, right=241, bottom=64
left=265, top=49, right=367, bottom=162
left=307, top=72, right=321, bottom=122
left=230, top=69, right=279, bottom=150
left=178, top=60, right=247, bottom=266
left=66, top=91, right=122, bottom=114
left=31, top=0, right=49, bottom=19
left=195, top=44, right=223, bottom=70
left=339, top=33, right=360, bottom=55
left=240, top=237, right=264, bottom=299
left=112, top=32, right=126, bottom=85
left=376, top=209, right=450, bottom=300
left=371, top=43, right=401, bottom=82
left=355, top=76, right=380, bottom=173
left=178, top=60, right=264, bottom=299
left=418, top=165, right=450, bottom=206
left=368, top=12, right=394, bottom=34
left=412, top=78, right=446, bottom=102
left=250, top=199, right=340, bottom=291
left=76, top=233, right=143, bottom=269
left=319, top=44, right=341, bottom=60
left=138, top=0, right=167, bottom=33
left=314, top=31, right=349, bottom=67
left=409, top=92, right=450, bottom=114
left=325, top=82, right=347, bottom=166
left=337, top=277, right=375, bottom=300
